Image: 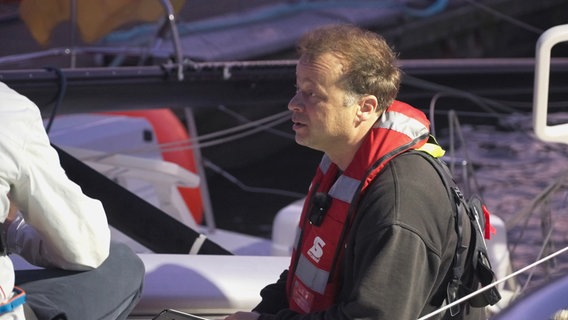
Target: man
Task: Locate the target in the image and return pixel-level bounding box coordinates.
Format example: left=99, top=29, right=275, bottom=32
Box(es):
left=0, top=81, right=145, bottom=319
left=225, top=24, right=484, bottom=319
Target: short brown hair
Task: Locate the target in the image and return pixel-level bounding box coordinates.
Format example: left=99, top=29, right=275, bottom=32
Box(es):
left=296, top=24, right=401, bottom=111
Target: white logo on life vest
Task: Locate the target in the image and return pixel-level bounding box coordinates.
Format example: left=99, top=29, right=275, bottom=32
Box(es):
left=308, top=236, right=325, bottom=263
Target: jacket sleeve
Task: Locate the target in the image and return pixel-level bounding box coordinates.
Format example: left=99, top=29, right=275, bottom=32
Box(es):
left=1, top=85, right=110, bottom=270
left=253, top=270, right=290, bottom=314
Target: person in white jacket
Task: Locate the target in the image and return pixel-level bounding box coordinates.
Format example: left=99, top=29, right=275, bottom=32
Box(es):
left=0, top=81, right=145, bottom=319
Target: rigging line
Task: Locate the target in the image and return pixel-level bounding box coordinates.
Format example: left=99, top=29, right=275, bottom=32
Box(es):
left=446, top=110, right=482, bottom=196
left=463, top=0, right=544, bottom=35
left=519, top=221, right=555, bottom=295
left=431, top=109, right=517, bottom=119
left=418, top=245, right=568, bottom=320
left=217, top=105, right=295, bottom=140
left=426, top=92, right=507, bottom=137
left=428, top=91, right=533, bottom=175
left=158, top=109, right=290, bottom=148
left=403, top=74, right=517, bottom=114
left=81, top=113, right=291, bottom=164
left=147, top=109, right=290, bottom=152
left=95, top=110, right=290, bottom=158
left=505, top=175, right=567, bottom=284
left=506, top=172, right=567, bottom=234
left=428, top=92, right=444, bottom=137
left=203, top=158, right=305, bottom=199
left=161, top=113, right=291, bottom=151
left=188, top=110, right=290, bottom=144
left=511, top=191, right=564, bottom=257
left=491, top=100, right=568, bottom=109
left=156, top=113, right=289, bottom=152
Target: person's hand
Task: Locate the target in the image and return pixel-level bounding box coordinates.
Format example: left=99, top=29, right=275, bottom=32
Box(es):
left=2, top=197, right=19, bottom=240
left=224, top=311, right=260, bottom=320
left=7, top=200, right=18, bottom=221
left=3, top=195, right=18, bottom=228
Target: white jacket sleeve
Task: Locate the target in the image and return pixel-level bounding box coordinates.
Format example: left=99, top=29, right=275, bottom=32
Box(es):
left=0, top=82, right=110, bottom=270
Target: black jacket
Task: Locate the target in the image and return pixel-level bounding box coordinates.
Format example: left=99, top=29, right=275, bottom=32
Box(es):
left=254, top=151, right=485, bottom=320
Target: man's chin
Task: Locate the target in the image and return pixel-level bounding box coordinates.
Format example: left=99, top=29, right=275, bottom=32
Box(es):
left=294, top=136, right=308, bottom=147
left=295, top=137, right=321, bottom=152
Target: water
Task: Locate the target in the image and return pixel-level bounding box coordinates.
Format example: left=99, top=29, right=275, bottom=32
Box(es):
left=438, top=113, right=568, bottom=291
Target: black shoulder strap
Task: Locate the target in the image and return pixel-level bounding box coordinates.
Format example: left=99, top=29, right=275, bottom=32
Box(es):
left=53, top=144, right=232, bottom=255
left=412, top=150, right=470, bottom=316
left=410, top=150, right=501, bottom=316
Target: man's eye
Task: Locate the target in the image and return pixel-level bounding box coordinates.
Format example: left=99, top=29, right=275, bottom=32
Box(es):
left=302, top=91, right=317, bottom=98
left=295, top=86, right=318, bottom=99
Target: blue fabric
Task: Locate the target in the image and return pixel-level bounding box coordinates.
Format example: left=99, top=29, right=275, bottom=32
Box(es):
left=15, top=242, right=144, bottom=320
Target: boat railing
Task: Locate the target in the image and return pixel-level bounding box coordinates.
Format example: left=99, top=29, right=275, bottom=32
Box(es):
left=533, top=24, right=568, bottom=144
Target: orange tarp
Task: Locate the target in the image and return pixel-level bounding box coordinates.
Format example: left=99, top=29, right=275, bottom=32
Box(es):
left=19, top=0, right=186, bottom=45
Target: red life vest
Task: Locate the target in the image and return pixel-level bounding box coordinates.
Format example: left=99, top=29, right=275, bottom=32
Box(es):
left=286, top=100, right=431, bottom=313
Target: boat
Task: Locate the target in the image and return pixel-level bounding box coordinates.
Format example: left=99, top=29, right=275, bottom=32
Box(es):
left=2, top=1, right=568, bottom=319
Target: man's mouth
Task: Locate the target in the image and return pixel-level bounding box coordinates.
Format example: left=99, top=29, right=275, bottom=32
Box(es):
left=292, top=118, right=306, bottom=130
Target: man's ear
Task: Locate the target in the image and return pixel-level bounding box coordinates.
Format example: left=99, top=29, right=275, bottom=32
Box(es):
left=357, top=95, right=379, bottom=121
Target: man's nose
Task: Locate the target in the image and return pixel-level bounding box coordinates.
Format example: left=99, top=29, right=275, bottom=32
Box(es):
left=288, top=93, right=303, bottom=111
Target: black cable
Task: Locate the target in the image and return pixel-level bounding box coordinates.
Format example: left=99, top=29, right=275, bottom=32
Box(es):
left=43, top=66, right=67, bottom=134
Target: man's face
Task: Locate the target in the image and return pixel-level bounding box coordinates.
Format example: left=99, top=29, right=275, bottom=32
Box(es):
left=288, top=53, right=359, bottom=153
